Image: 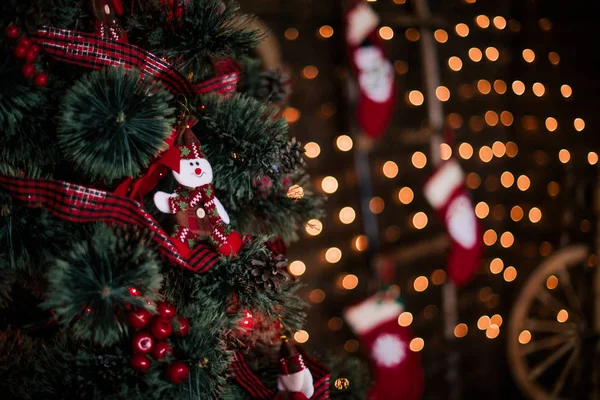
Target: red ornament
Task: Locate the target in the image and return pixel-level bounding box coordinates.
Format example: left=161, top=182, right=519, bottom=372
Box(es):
left=132, top=331, right=154, bottom=354
left=166, top=361, right=189, bottom=384
left=156, top=302, right=177, bottom=318
left=128, top=287, right=141, bottom=296
left=5, top=24, right=20, bottom=40
left=33, top=73, right=48, bottom=88
left=14, top=45, right=27, bottom=59
left=22, top=64, right=36, bottom=79
left=17, top=37, right=31, bottom=48
left=127, top=308, right=153, bottom=329
left=150, top=316, right=173, bottom=340
left=130, top=354, right=152, bottom=372
left=151, top=341, right=173, bottom=360
left=174, top=316, right=190, bottom=337
left=25, top=50, right=38, bottom=64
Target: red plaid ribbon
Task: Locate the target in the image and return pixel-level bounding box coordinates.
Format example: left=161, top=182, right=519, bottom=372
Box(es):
left=193, top=57, right=240, bottom=95
left=229, top=348, right=330, bottom=399
left=0, top=175, right=219, bottom=273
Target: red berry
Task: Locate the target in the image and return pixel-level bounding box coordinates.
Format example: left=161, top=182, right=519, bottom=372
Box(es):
left=174, top=316, right=190, bottom=337
left=166, top=361, right=189, bottom=384
left=150, top=316, right=173, bottom=340
left=4, top=24, right=20, bottom=40
left=17, top=37, right=31, bottom=48
left=150, top=341, right=173, bottom=360
left=22, top=64, right=36, bottom=79
left=127, top=308, right=153, bottom=329
left=156, top=302, right=177, bottom=318
left=25, top=48, right=39, bottom=63
left=33, top=73, right=48, bottom=88
left=13, top=45, right=27, bottom=59
left=132, top=331, right=154, bottom=354
left=130, top=354, right=152, bottom=372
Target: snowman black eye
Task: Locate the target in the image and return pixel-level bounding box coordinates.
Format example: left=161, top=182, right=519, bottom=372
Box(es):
left=196, top=162, right=200, bottom=165
left=189, top=162, right=193, bottom=166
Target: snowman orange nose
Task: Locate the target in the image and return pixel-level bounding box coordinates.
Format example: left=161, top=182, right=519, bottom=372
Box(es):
left=195, top=168, right=202, bottom=175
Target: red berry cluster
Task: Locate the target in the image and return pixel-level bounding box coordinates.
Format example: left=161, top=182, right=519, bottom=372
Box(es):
left=4, top=24, right=48, bottom=87
left=127, top=301, right=191, bottom=384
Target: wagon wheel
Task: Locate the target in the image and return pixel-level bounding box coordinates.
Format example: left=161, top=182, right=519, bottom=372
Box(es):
left=508, top=244, right=600, bottom=400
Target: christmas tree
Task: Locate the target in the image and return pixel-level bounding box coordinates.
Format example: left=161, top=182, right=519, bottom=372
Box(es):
left=0, top=1, right=342, bottom=398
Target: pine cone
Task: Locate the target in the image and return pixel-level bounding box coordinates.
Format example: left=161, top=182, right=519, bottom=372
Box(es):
left=256, top=69, right=291, bottom=104
left=249, top=254, right=289, bottom=292
left=278, top=138, right=305, bottom=175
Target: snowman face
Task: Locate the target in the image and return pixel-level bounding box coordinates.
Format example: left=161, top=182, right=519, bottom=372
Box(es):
left=354, top=46, right=394, bottom=103
left=173, top=157, right=213, bottom=188
left=446, top=195, right=477, bottom=249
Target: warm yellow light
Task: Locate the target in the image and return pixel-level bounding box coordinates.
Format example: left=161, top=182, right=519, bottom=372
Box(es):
left=517, top=175, right=530, bottom=191
left=485, top=110, right=499, bottom=126
left=518, top=330, right=531, bottom=344
left=353, top=235, right=368, bottom=252
left=454, top=323, right=468, bottom=338
left=492, top=141, right=506, bottom=157
left=485, top=47, right=499, bottom=61
left=464, top=0, right=476, bottom=3
left=344, top=339, right=359, bottom=352
left=501, top=171, right=514, bottom=188
left=412, top=212, right=428, bottom=229
left=504, top=266, right=517, bottom=282
left=506, top=141, right=519, bottom=157
left=305, top=219, right=323, bottom=236
left=486, top=324, right=500, bottom=339
left=382, top=161, right=399, bottom=178
left=321, top=176, right=339, bottom=194
left=522, top=49, right=535, bottom=63
left=398, top=187, right=414, bottom=204
left=469, top=116, right=484, bottom=132
left=458, top=143, right=473, bottom=159
left=448, top=56, right=463, bottom=71
left=490, top=314, right=503, bottom=327
left=394, top=60, right=409, bottom=74
left=318, top=25, right=334, bottom=38
left=325, top=247, right=342, bottom=263
left=477, top=79, right=491, bottom=94
left=302, top=66, right=319, bottom=79
left=321, top=103, right=336, bottom=117
left=493, top=80, right=507, bottom=94
left=339, top=207, right=356, bottom=224
left=558, top=149, right=571, bottom=163
left=546, top=275, right=558, bottom=290
left=539, top=18, right=552, bottom=31
left=289, top=261, right=306, bottom=276
left=560, top=84, right=572, bottom=98
left=549, top=52, right=560, bottom=65
left=342, top=274, right=359, bottom=290
left=413, top=276, right=429, bottom=292
left=548, top=181, right=560, bottom=197
left=284, top=28, right=299, bottom=40
left=434, top=29, right=448, bottom=43
left=532, top=82, right=545, bottom=97
left=574, top=118, right=585, bottom=132
left=588, top=152, right=599, bottom=165
left=282, top=107, right=301, bottom=123
left=455, top=23, right=469, bottom=37
left=489, top=258, right=504, bottom=274
left=328, top=317, right=343, bottom=331
left=440, top=143, right=452, bottom=160
left=483, top=229, right=498, bottom=246
left=304, top=142, right=321, bottom=158
left=512, top=80, right=525, bottom=95
left=436, top=86, right=451, bottom=101
left=475, top=202, right=489, bottom=219
left=393, top=0, right=407, bottom=3
left=500, top=232, right=514, bottom=248
left=379, top=26, right=394, bottom=40
left=447, top=113, right=463, bottom=129
left=475, top=15, right=490, bottom=28
left=398, top=312, right=413, bottom=327
left=409, top=338, right=424, bottom=352
left=545, top=117, right=558, bottom=132
left=405, top=28, right=420, bottom=42
left=529, top=207, right=542, bottom=223
left=287, top=185, right=304, bottom=199
left=336, top=135, right=353, bottom=152
left=501, top=111, right=514, bottom=126
left=557, top=309, right=569, bottom=323
left=511, top=206, right=524, bottom=221
left=493, top=16, right=507, bottom=29
left=369, top=197, right=385, bottom=214
left=522, top=115, right=538, bottom=131
left=479, top=146, right=493, bottom=162
left=408, top=90, right=424, bottom=106
left=411, top=151, right=427, bottom=168
left=466, top=172, right=481, bottom=189
left=468, top=47, right=482, bottom=62
left=431, top=269, right=447, bottom=285
left=477, top=316, right=490, bottom=330
left=294, top=330, right=309, bottom=343
left=309, top=289, right=325, bottom=303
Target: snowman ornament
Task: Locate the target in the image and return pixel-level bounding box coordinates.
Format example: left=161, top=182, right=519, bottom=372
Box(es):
left=154, top=123, right=242, bottom=256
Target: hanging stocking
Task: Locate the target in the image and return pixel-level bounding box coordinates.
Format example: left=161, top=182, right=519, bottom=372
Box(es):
left=344, top=291, right=424, bottom=400
left=345, top=0, right=396, bottom=140
left=424, top=159, right=483, bottom=285
left=276, top=338, right=314, bottom=399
